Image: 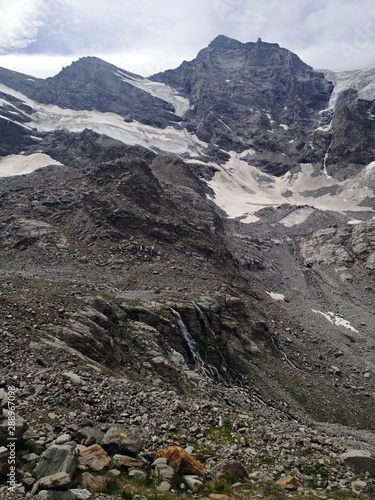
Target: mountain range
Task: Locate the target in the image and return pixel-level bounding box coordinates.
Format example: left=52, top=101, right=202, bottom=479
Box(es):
left=0, top=35, right=375, bottom=498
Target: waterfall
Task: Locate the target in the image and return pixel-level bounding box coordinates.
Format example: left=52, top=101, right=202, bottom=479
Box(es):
left=171, top=308, right=217, bottom=381
left=193, top=302, right=225, bottom=383
left=322, top=140, right=332, bottom=178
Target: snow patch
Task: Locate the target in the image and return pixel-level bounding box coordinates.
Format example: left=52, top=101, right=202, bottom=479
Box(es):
left=206, top=153, right=374, bottom=223
left=312, top=309, right=359, bottom=333
left=278, top=207, right=315, bottom=227
left=279, top=123, right=289, bottom=130
left=0, top=153, right=62, bottom=177
left=267, top=292, right=285, bottom=301
left=115, top=71, right=190, bottom=117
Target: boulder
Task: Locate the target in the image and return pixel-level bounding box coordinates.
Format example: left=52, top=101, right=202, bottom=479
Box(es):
left=38, top=472, right=72, bottom=491
left=101, top=426, right=143, bottom=457
left=33, top=444, right=78, bottom=481
left=80, top=472, right=107, bottom=493
left=113, top=454, right=144, bottom=468
left=154, top=446, right=205, bottom=477
left=76, top=427, right=104, bottom=445
left=34, top=489, right=92, bottom=499
left=341, top=449, right=375, bottom=478
left=210, top=458, right=248, bottom=482
left=78, top=444, right=110, bottom=472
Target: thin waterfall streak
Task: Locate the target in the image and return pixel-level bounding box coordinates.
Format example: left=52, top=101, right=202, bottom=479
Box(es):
left=171, top=308, right=216, bottom=381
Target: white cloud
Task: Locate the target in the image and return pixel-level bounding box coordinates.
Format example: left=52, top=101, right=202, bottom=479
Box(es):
left=0, top=0, right=374, bottom=77
left=0, top=0, right=45, bottom=52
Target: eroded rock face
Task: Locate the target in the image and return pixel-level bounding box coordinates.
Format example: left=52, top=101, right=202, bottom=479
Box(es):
left=301, top=221, right=375, bottom=273
left=1, top=219, right=68, bottom=251
left=328, top=89, right=375, bottom=179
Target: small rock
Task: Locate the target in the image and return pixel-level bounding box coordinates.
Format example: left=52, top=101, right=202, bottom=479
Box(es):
left=128, top=468, right=147, bottom=480
left=62, top=372, right=84, bottom=385
left=56, top=434, right=72, bottom=445
left=276, top=475, right=299, bottom=490
left=352, top=479, right=368, bottom=491
left=157, top=480, right=171, bottom=491
left=107, top=468, right=121, bottom=477
left=183, top=474, right=203, bottom=491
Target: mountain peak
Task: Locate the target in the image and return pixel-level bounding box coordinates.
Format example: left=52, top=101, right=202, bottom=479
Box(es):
left=208, top=35, right=243, bottom=49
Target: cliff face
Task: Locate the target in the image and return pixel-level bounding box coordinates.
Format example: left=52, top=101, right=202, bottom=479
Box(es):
left=151, top=35, right=333, bottom=175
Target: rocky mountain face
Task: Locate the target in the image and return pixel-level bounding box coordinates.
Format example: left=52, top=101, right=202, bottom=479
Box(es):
left=152, top=35, right=333, bottom=175
left=1, top=36, right=375, bottom=499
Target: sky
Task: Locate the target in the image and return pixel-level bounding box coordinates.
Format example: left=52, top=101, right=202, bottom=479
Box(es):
left=0, top=0, right=374, bottom=78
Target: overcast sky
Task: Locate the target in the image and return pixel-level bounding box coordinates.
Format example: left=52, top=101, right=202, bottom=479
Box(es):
left=0, top=0, right=374, bottom=78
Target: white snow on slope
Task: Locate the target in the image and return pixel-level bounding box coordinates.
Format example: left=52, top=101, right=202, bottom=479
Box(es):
left=116, top=70, right=190, bottom=117
left=0, top=83, right=204, bottom=157
left=312, top=309, right=359, bottom=333
left=278, top=207, right=315, bottom=227
left=0, top=153, right=62, bottom=177
left=322, top=68, right=375, bottom=108
left=207, top=152, right=374, bottom=223
left=32, top=105, right=204, bottom=155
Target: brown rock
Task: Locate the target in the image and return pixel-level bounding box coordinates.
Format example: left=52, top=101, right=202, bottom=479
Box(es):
left=211, top=458, right=248, bottom=482
left=154, top=446, right=205, bottom=477
left=231, top=482, right=253, bottom=489
left=80, top=471, right=108, bottom=493
left=79, top=444, right=111, bottom=472
left=113, top=454, right=144, bottom=468
left=38, top=472, right=71, bottom=491
left=276, top=475, right=299, bottom=490
left=208, top=494, right=231, bottom=500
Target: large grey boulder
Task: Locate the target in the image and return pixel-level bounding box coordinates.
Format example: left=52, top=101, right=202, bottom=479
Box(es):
left=33, top=444, right=78, bottom=481
left=101, top=425, right=143, bottom=457
left=34, top=489, right=92, bottom=499
left=341, top=449, right=375, bottom=478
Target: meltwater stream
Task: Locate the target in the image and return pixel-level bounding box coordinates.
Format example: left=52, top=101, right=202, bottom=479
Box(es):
left=171, top=308, right=217, bottom=381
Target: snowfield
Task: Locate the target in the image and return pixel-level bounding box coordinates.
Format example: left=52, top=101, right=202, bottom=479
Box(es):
left=0, top=153, right=62, bottom=177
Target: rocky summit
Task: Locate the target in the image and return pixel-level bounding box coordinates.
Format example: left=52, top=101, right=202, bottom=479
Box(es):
left=0, top=36, right=375, bottom=499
